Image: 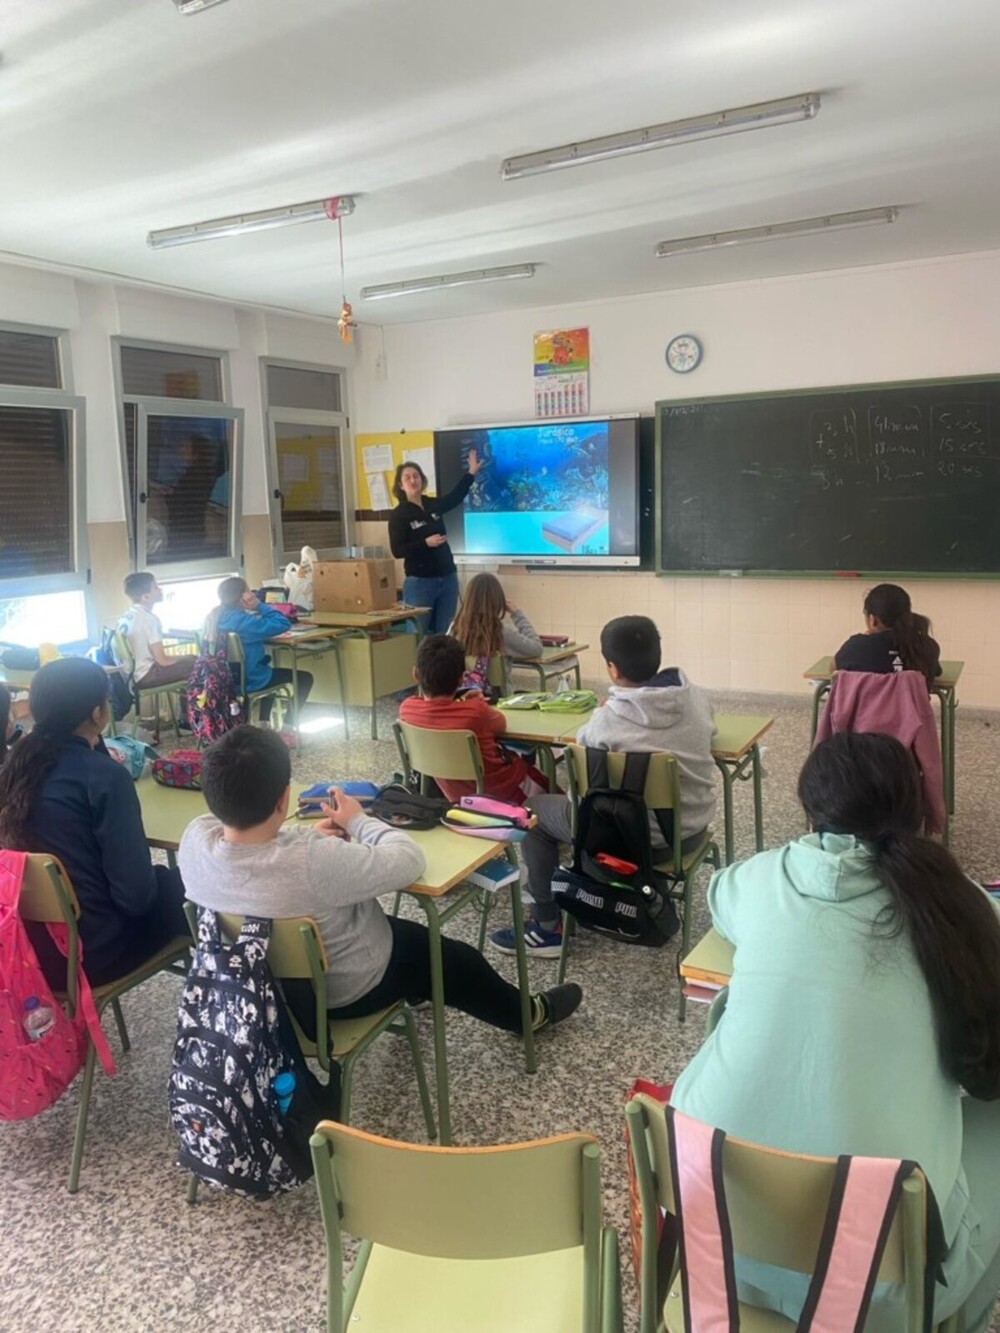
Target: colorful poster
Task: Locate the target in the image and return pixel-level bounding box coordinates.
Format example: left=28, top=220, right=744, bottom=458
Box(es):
left=533, top=327, right=590, bottom=418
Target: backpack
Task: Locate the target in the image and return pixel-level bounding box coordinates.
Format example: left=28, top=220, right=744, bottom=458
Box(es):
left=169, top=907, right=339, bottom=1197
left=460, top=654, right=502, bottom=704
left=104, top=734, right=157, bottom=779
left=0, top=851, right=115, bottom=1121
left=183, top=649, right=244, bottom=744
left=369, top=783, right=452, bottom=830
left=152, top=749, right=203, bottom=790
left=90, top=630, right=133, bottom=722
left=552, top=749, right=680, bottom=948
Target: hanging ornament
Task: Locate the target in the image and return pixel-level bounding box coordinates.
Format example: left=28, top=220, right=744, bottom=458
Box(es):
left=330, top=203, right=357, bottom=345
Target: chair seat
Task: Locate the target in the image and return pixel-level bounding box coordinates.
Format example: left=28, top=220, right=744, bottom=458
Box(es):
left=328, top=1005, right=401, bottom=1059
left=352, top=1242, right=585, bottom=1333
left=60, top=936, right=191, bottom=1004
left=666, top=1281, right=794, bottom=1331
left=653, top=832, right=717, bottom=878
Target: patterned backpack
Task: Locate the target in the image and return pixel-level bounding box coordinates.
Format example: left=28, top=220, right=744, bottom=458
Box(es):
left=184, top=650, right=244, bottom=745
left=0, top=851, right=116, bottom=1121
left=169, top=907, right=337, bottom=1196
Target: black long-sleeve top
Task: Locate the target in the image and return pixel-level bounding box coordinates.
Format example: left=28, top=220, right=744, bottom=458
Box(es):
left=387, top=473, right=474, bottom=578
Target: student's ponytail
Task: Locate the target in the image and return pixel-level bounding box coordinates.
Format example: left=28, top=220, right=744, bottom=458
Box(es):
left=800, top=733, right=1000, bottom=1099
left=0, top=658, right=110, bottom=851
left=863, top=583, right=938, bottom=685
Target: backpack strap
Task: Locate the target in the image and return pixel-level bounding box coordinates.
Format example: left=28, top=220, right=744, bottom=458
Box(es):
left=233, top=914, right=272, bottom=970
left=45, top=923, right=117, bottom=1076
left=196, top=905, right=222, bottom=951
left=621, top=750, right=652, bottom=797
left=585, top=747, right=610, bottom=791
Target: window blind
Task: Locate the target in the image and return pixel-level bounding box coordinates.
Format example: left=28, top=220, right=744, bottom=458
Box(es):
left=0, top=406, right=73, bottom=577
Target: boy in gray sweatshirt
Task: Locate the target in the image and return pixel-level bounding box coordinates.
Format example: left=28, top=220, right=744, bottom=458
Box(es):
left=491, top=615, right=717, bottom=958
left=179, top=726, right=582, bottom=1032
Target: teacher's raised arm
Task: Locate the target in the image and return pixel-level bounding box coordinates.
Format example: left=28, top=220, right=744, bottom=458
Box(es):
left=387, top=449, right=480, bottom=634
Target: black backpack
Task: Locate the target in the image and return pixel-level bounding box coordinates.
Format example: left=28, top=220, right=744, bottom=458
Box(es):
left=369, top=782, right=451, bottom=830
left=553, top=749, right=680, bottom=948
left=169, top=907, right=339, bottom=1197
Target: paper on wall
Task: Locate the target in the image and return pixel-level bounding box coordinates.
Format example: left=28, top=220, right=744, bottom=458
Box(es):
left=362, top=443, right=394, bottom=472
left=408, top=446, right=437, bottom=494
left=316, top=446, right=339, bottom=473
left=279, top=451, right=309, bottom=483
left=366, top=472, right=391, bottom=510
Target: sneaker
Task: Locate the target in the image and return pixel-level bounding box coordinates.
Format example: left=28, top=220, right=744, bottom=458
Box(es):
left=490, top=918, right=563, bottom=958
left=534, top=982, right=583, bottom=1031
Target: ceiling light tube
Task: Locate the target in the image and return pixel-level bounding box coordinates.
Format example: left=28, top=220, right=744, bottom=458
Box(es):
left=501, top=92, right=820, bottom=181
left=361, top=263, right=537, bottom=302
left=655, top=206, right=900, bottom=258
left=147, top=195, right=355, bottom=249
left=172, top=0, right=231, bottom=13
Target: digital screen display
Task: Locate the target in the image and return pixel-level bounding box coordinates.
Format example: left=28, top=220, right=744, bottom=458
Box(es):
left=433, top=417, right=639, bottom=566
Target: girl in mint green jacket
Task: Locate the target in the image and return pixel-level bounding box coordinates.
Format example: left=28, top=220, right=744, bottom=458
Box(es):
left=671, top=732, right=1000, bottom=1333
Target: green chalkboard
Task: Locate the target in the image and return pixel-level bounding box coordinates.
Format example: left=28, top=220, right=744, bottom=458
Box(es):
left=656, top=378, right=1000, bottom=575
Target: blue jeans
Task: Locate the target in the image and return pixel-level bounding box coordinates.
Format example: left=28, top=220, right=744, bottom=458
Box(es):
left=402, top=573, right=460, bottom=635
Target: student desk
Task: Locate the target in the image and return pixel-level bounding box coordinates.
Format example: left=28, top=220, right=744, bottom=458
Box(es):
left=302, top=607, right=430, bottom=740
left=500, top=708, right=773, bottom=863
left=679, top=927, right=734, bottom=1032
left=511, top=642, right=588, bottom=691
left=267, top=625, right=349, bottom=737
left=805, top=657, right=963, bottom=815
left=134, top=780, right=531, bottom=1146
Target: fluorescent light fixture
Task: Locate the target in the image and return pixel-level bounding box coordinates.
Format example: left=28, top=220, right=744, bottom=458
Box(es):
left=655, top=206, right=900, bottom=258
left=361, top=263, right=536, bottom=302
left=147, top=195, right=355, bottom=249
left=172, top=0, right=230, bottom=13
left=501, top=92, right=820, bottom=181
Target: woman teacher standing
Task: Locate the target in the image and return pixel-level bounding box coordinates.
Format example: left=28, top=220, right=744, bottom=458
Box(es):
left=388, top=449, right=481, bottom=633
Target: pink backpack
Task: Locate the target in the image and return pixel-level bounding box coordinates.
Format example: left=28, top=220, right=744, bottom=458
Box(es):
left=0, top=851, right=115, bottom=1121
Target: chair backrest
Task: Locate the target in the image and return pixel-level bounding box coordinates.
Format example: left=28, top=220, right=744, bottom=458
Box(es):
left=465, top=652, right=506, bottom=689
left=111, top=628, right=137, bottom=680
left=19, top=854, right=82, bottom=1011
left=223, top=632, right=247, bottom=694
left=564, top=743, right=682, bottom=869
left=627, top=1094, right=927, bottom=1331
left=394, top=719, right=485, bottom=792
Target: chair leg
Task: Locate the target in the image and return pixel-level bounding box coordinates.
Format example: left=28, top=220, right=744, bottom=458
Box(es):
left=476, top=893, right=492, bottom=952
left=402, top=1007, right=437, bottom=1141
left=68, top=1042, right=99, bottom=1194
left=391, top=891, right=402, bottom=918
left=111, top=997, right=130, bottom=1052
left=187, top=1173, right=199, bottom=1205
left=339, top=1055, right=355, bottom=1126
left=557, top=909, right=572, bottom=985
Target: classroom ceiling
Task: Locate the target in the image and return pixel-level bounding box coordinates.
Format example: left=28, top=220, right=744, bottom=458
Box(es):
left=3, top=0, right=1000, bottom=325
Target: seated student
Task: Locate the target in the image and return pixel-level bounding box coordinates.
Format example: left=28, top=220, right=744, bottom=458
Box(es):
left=179, top=726, right=582, bottom=1039
left=835, top=582, right=941, bottom=685
left=0, top=658, right=188, bottom=987
left=670, top=732, right=1000, bottom=1333
left=491, top=614, right=716, bottom=958
left=118, top=571, right=197, bottom=689
left=450, top=572, right=543, bottom=695
left=0, top=683, right=19, bottom=764
left=399, top=634, right=548, bottom=803
left=205, top=577, right=312, bottom=723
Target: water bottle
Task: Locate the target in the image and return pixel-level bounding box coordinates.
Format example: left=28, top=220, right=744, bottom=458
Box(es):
left=274, top=1070, right=296, bottom=1115
left=22, top=996, right=56, bottom=1041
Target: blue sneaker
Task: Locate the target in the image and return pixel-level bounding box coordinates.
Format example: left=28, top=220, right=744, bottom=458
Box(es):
left=490, top=918, right=563, bottom=959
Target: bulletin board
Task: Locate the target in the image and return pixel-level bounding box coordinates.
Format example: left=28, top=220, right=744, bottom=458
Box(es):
left=354, top=430, right=435, bottom=516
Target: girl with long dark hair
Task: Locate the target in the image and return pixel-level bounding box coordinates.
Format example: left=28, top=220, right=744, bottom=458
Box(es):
left=0, top=657, right=188, bottom=987
left=835, top=582, right=942, bottom=685
left=671, top=732, right=1000, bottom=1332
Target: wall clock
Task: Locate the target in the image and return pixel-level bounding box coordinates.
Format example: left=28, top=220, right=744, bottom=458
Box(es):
left=665, top=333, right=703, bottom=374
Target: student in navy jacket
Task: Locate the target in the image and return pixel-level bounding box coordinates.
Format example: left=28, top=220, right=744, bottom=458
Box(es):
left=0, top=658, right=188, bottom=987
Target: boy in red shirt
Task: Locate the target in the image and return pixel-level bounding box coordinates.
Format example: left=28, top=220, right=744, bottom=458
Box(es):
left=399, top=635, right=546, bottom=803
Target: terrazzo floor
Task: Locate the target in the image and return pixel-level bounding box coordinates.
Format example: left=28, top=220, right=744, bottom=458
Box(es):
left=1, top=683, right=998, bottom=1332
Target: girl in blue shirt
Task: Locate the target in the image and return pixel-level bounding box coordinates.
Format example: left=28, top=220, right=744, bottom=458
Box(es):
left=205, top=577, right=312, bottom=723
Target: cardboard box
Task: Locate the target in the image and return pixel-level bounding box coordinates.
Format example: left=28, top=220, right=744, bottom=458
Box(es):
left=313, top=558, right=398, bottom=613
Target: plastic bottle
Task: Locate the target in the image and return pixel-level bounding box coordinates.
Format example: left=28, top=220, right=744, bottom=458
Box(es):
left=274, top=1071, right=296, bottom=1115
left=22, top=996, right=56, bottom=1040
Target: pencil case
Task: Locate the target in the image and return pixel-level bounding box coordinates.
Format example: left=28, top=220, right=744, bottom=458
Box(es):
left=458, top=795, right=533, bottom=827
left=297, top=780, right=380, bottom=813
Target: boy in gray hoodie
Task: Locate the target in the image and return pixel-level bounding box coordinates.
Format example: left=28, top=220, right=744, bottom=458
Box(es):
left=491, top=615, right=716, bottom=958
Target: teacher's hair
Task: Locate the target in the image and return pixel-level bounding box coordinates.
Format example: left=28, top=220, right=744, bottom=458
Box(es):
left=391, top=460, right=428, bottom=503
left=451, top=573, right=506, bottom=658
left=799, top=732, right=1000, bottom=1099
left=0, top=658, right=110, bottom=849
left=864, top=583, right=938, bottom=684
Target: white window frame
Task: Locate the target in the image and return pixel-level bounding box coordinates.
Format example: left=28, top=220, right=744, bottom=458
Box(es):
left=261, top=356, right=352, bottom=567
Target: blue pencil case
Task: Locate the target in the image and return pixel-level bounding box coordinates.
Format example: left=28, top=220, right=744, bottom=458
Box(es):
left=297, top=780, right=380, bottom=815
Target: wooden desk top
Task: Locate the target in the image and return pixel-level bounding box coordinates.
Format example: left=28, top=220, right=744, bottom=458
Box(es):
left=680, top=927, right=734, bottom=985
left=136, top=779, right=503, bottom=897
left=304, top=606, right=429, bottom=630
left=804, top=656, right=964, bottom=689
left=710, top=714, right=774, bottom=760
left=268, top=626, right=346, bottom=645
left=504, top=707, right=775, bottom=757
left=513, top=642, right=588, bottom=665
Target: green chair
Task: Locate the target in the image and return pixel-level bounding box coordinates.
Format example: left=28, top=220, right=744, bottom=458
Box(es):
left=224, top=631, right=293, bottom=729
left=19, top=854, right=191, bottom=1193
left=184, top=908, right=437, bottom=1202
left=625, top=1091, right=963, bottom=1333
left=559, top=743, right=721, bottom=1021
left=111, top=628, right=186, bottom=739
left=310, top=1121, right=623, bottom=1333
left=464, top=651, right=508, bottom=695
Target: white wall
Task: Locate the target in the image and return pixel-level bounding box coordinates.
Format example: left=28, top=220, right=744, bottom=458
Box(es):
left=351, top=249, right=1000, bottom=708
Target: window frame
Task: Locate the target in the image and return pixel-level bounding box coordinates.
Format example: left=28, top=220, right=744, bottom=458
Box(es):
left=113, top=337, right=243, bottom=579
left=261, top=356, right=352, bottom=567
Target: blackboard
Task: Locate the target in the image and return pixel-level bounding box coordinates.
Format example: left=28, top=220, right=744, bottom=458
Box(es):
left=657, top=378, right=1000, bottom=575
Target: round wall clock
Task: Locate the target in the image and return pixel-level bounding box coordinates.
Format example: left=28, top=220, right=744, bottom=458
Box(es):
left=665, top=333, right=703, bottom=374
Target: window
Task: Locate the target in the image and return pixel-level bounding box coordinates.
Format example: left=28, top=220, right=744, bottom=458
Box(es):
left=263, top=360, right=348, bottom=563
left=0, top=589, right=89, bottom=648
left=0, top=324, right=88, bottom=601
left=115, top=340, right=243, bottom=579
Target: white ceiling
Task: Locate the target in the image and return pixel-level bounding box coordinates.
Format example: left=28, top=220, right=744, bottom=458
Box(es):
left=4, top=0, right=1000, bottom=324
